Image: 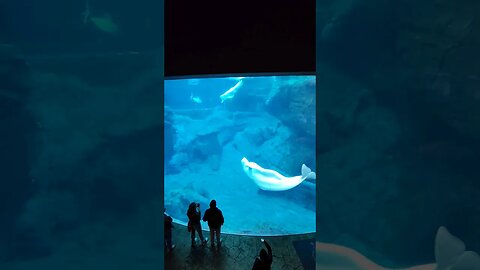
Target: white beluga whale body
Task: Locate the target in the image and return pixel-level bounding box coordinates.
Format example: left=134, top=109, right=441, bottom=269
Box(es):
left=190, top=92, right=202, bottom=104
left=241, top=157, right=316, bottom=191
left=219, top=79, right=243, bottom=103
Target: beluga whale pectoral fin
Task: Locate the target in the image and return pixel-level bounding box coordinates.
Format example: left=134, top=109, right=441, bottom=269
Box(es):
left=219, top=79, right=243, bottom=103
left=241, top=157, right=316, bottom=191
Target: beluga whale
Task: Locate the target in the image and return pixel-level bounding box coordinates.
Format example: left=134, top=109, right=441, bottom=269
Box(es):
left=82, top=0, right=119, bottom=35
left=241, top=157, right=316, bottom=191
left=190, top=92, right=202, bottom=104
left=219, top=79, right=243, bottom=103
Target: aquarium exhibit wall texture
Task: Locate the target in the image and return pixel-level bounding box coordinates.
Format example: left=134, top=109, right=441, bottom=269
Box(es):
left=317, top=0, right=480, bottom=269
left=0, top=0, right=163, bottom=267
left=0, top=57, right=163, bottom=268
left=164, top=75, right=316, bottom=235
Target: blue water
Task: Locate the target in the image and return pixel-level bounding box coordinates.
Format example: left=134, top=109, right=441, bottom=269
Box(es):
left=164, top=75, right=316, bottom=235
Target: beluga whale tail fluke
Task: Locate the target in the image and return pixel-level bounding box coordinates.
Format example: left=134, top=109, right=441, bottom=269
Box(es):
left=241, top=157, right=316, bottom=191
left=301, top=164, right=316, bottom=181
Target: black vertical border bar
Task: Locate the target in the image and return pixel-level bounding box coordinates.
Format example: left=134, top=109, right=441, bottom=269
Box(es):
left=160, top=0, right=165, bottom=266
left=315, top=0, right=320, bottom=266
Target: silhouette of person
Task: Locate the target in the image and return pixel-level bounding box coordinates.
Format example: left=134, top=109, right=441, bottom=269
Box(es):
left=252, top=238, right=272, bottom=269
left=202, top=200, right=224, bottom=248
left=187, top=202, right=208, bottom=247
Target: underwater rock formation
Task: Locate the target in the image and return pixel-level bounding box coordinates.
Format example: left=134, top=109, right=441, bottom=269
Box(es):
left=10, top=124, right=164, bottom=261
left=0, top=43, right=39, bottom=260
left=266, top=76, right=316, bottom=137
left=393, top=1, right=480, bottom=140
left=12, top=190, right=79, bottom=260
left=316, top=64, right=374, bottom=152
left=317, top=0, right=360, bottom=43
left=318, top=0, right=398, bottom=79
left=6, top=63, right=163, bottom=260
left=0, top=44, right=30, bottom=102
left=316, top=64, right=412, bottom=265
left=27, top=70, right=162, bottom=184
left=7, top=125, right=163, bottom=261
left=316, top=63, right=401, bottom=166
left=166, top=105, right=315, bottom=179
left=167, top=107, right=234, bottom=173
left=317, top=0, right=480, bottom=265
left=316, top=62, right=480, bottom=262
left=318, top=0, right=480, bottom=139
left=234, top=122, right=315, bottom=177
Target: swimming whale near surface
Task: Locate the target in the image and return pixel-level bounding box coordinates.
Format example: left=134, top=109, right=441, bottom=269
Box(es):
left=190, top=92, right=202, bottom=104
left=219, top=80, right=243, bottom=103
left=241, top=157, right=316, bottom=191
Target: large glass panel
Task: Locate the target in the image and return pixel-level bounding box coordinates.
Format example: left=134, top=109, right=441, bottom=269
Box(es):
left=164, top=75, right=316, bottom=235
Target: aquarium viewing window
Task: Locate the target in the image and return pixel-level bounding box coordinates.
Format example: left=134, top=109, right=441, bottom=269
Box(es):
left=164, top=74, right=316, bottom=236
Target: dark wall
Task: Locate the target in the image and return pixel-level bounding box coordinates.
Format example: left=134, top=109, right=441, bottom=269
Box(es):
left=165, top=0, right=315, bottom=76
